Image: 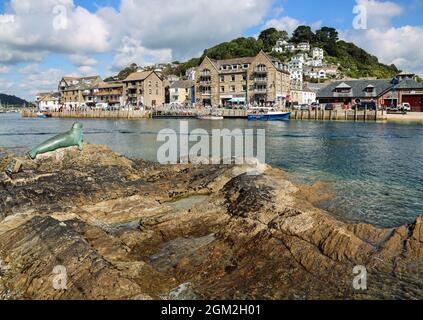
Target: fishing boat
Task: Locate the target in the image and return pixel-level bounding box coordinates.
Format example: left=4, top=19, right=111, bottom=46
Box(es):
left=247, top=107, right=291, bottom=121
left=198, top=109, right=224, bottom=120
left=36, top=112, right=53, bottom=118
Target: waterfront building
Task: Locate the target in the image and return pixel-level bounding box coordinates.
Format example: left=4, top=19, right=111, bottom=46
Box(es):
left=58, top=76, right=102, bottom=109
left=169, top=80, right=195, bottom=105
left=289, top=85, right=317, bottom=105
left=122, top=70, right=164, bottom=107
left=95, top=82, right=124, bottom=107
left=195, top=51, right=290, bottom=106
left=317, top=77, right=423, bottom=111
left=36, top=92, right=60, bottom=111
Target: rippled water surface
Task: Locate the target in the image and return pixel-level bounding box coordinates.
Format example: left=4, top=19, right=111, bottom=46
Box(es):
left=1, top=113, right=423, bottom=228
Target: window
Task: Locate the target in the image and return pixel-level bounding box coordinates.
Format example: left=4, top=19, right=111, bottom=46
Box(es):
left=149, top=89, right=152, bottom=94
left=233, top=65, right=238, bottom=70
left=231, top=75, right=235, bottom=82
left=243, top=74, right=247, bottom=81
left=231, top=85, right=235, bottom=92
left=156, top=89, right=159, bottom=95
left=156, top=82, right=159, bottom=87
left=220, top=75, right=225, bottom=82
left=221, top=86, right=225, bottom=93
left=242, top=85, right=247, bottom=92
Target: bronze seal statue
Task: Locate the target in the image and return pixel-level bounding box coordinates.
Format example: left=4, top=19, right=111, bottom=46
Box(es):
left=28, top=123, right=84, bottom=159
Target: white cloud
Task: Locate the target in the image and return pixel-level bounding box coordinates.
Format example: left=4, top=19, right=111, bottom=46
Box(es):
left=0, top=78, right=14, bottom=91
left=0, top=0, right=110, bottom=65
left=342, top=25, right=423, bottom=76
left=69, top=54, right=98, bottom=66
left=354, top=0, right=404, bottom=29
left=78, top=65, right=96, bottom=75
left=100, top=0, right=274, bottom=62
left=18, top=63, right=39, bottom=74
left=0, top=65, right=11, bottom=73
left=341, top=0, right=423, bottom=77
left=112, top=37, right=172, bottom=70
left=263, top=16, right=305, bottom=35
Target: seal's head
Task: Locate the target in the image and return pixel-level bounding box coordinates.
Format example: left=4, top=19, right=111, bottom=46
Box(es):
left=72, top=123, right=83, bottom=131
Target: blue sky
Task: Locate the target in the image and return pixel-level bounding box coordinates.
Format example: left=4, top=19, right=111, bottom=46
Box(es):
left=0, top=0, right=422, bottom=100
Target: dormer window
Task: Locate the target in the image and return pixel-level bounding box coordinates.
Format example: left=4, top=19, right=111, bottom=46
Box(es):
left=335, top=82, right=352, bottom=93
left=365, top=85, right=375, bottom=93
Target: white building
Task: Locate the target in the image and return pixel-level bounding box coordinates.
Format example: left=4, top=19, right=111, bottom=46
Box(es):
left=36, top=92, right=61, bottom=111
left=297, top=42, right=311, bottom=52
left=185, top=68, right=196, bottom=81
left=288, top=59, right=304, bottom=83
left=286, top=44, right=296, bottom=52
left=273, top=39, right=288, bottom=53
left=312, top=48, right=324, bottom=60
left=169, top=80, right=194, bottom=105
left=302, top=89, right=317, bottom=104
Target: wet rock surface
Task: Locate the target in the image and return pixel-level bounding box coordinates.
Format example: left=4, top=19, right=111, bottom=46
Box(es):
left=0, top=144, right=422, bottom=300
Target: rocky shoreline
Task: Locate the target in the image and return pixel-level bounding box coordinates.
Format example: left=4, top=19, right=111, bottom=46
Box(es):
left=0, top=144, right=422, bottom=300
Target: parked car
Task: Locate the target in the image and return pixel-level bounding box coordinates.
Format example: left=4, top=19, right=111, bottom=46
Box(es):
left=311, top=103, right=321, bottom=110
left=291, top=104, right=301, bottom=110
left=325, top=103, right=334, bottom=111
left=353, top=101, right=377, bottom=111
left=401, top=103, right=411, bottom=112
left=300, top=104, right=310, bottom=110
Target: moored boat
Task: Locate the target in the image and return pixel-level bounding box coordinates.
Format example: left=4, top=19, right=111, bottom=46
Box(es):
left=247, top=107, right=290, bottom=121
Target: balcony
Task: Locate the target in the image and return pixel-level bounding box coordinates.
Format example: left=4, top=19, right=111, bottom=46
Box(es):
left=254, top=88, right=267, bottom=94
left=201, top=91, right=211, bottom=96
left=254, top=78, right=268, bottom=83
left=254, top=67, right=267, bottom=74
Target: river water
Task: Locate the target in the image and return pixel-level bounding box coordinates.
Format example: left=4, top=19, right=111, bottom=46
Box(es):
left=1, top=113, right=423, bottom=228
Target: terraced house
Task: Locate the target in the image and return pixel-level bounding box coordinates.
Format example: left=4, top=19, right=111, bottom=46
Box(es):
left=122, top=71, right=164, bottom=107
left=58, top=76, right=102, bottom=109
left=95, top=82, right=124, bottom=107
left=195, top=51, right=290, bottom=106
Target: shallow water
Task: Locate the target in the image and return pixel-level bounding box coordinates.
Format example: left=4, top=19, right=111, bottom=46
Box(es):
left=1, top=113, right=423, bottom=228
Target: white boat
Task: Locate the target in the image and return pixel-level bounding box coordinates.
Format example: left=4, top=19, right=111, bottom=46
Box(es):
left=198, top=115, right=224, bottom=120
left=198, top=109, right=224, bottom=120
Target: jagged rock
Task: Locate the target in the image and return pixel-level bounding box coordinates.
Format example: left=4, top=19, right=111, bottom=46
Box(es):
left=0, top=144, right=421, bottom=300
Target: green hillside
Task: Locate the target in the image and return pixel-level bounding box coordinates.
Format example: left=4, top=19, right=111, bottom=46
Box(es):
left=0, top=93, right=28, bottom=107
left=178, top=26, right=399, bottom=79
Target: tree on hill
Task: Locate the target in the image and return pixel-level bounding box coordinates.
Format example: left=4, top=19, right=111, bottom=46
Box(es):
left=258, top=28, right=281, bottom=52
left=104, top=63, right=139, bottom=82
left=291, top=26, right=315, bottom=44
left=201, top=37, right=262, bottom=60
left=316, top=27, right=339, bottom=44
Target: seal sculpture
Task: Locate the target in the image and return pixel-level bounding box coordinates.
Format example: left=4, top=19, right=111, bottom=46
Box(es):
left=28, top=123, right=84, bottom=159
